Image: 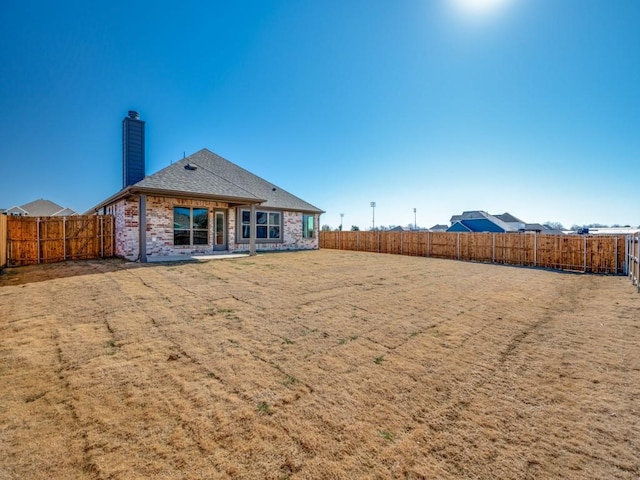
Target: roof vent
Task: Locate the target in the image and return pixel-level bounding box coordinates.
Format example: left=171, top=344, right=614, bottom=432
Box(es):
left=128, top=110, right=140, bottom=119
left=184, top=164, right=197, bottom=171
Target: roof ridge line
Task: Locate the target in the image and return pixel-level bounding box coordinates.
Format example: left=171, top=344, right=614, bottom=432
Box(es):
left=187, top=160, right=261, bottom=200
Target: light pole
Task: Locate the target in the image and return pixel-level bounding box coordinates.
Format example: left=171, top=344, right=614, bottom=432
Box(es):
left=370, top=202, right=376, bottom=230
left=413, top=208, right=417, bottom=231
left=340, top=213, right=344, bottom=231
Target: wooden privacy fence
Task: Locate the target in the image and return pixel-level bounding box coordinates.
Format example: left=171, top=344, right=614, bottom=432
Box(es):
left=320, top=231, right=627, bottom=275
left=629, top=233, right=640, bottom=292
left=0, top=215, right=7, bottom=269
left=6, top=215, right=115, bottom=266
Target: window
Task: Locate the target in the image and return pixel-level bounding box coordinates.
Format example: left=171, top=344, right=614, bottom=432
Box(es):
left=240, top=209, right=281, bottom=241
left=303, top=214, right=315, bottom=238
left=174, top=207, right=208, bottom=245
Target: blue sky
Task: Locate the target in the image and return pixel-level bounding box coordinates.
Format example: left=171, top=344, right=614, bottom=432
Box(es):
left=1, top=0, right=638, bottom=229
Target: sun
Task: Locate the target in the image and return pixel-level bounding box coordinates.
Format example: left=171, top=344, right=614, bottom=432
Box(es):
left=451, top=0, right=512, bottom=15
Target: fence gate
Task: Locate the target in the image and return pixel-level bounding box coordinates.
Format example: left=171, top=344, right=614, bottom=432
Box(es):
left=7, top=215, right=115, bottom=266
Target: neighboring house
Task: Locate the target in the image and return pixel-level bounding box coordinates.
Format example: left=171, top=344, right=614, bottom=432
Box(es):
left=4, top=199, right=77, bottom=216
left=447, top=211, right=564, bottom=234
left=429, top=224, right=449, bottom=232
left=447, top=211, right=518, bottom=233
left=581, top=227, right=640, bottom=235
left=90, top=111, right=324, bottom=261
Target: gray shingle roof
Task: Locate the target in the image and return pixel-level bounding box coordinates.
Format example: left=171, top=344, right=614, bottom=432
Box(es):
left=16, top=199, right=78, bottom=216
left=495, top=212, right=524, bottom=223
left=134, top=149, right=323, bottom=213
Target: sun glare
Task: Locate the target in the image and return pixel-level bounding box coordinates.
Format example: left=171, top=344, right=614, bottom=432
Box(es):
left=451, top=0, right=512, bottom=15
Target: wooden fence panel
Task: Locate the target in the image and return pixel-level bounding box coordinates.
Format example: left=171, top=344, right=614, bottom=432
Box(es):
left=320, top=231, right=626, bottom=275
left=7, top=217, right=38, bottom=266
left=0, top=215, right=7, bottom=269
left=428, top=232, right=457, bottom=259
left=7, top=215, right=115, bottom=266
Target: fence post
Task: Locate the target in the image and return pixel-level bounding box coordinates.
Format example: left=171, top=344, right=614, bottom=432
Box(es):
left=492, top=233, right=495, bottom=264
left=426, top=231, right=430, bottom=258
left=624, top=235, right=631, bottom=276
left=534, top=232, right=537, bottom=267
left=37, top=217, right=41, bottom=264
left=583, top=235, right=587, bottom=273
left=63, top=216, right=66, bottom=261
left=457, top=233, right=460, bottom=260
left=101, top=216, right=104, bottom=258
left=614, top=236, right=617, bottom=275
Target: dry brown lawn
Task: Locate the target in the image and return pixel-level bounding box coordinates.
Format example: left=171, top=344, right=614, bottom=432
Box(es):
left=0, top=250, right=639, bottom=479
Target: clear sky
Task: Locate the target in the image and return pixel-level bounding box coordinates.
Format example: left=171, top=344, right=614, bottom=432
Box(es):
left=1, top=0, right=638, bottom=230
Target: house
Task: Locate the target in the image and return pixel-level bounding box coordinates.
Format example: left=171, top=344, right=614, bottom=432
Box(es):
left=4, top=199, right=77, bottom=216
left=447, top=211, right=519, bottom=233
left=429, top=224, right=449, bottom=232
left=447, top=211, right=564, bottom=234
left=90, top=111, right=323, bottom=261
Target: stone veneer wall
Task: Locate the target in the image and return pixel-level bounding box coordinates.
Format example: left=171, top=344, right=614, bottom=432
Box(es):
left=106, top=195, right=320, bottom=260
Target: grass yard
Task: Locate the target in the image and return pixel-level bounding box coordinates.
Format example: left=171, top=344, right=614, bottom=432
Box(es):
left=0, top=250, right=639, bottom=479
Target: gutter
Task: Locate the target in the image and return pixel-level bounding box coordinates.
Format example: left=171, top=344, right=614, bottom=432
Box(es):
left=86, top=186, right=266, bottom=214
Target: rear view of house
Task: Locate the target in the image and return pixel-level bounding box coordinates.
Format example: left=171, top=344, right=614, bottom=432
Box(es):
left=91, top=112, right=323, bottom=261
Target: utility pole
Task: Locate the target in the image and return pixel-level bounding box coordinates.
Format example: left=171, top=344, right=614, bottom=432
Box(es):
left=370, top=202, right=376, bottom=230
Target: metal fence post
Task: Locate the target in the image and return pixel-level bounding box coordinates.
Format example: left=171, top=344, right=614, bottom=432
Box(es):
left=624, top=235, right=631, bottom=276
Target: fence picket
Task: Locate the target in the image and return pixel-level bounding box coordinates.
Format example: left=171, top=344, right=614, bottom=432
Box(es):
left=320, top=231, right=628, bottom=275
left=6, top=215, right=115, bottom=266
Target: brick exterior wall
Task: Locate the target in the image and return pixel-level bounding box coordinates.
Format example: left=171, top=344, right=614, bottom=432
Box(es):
left=105, top=195, right=320, bottom=260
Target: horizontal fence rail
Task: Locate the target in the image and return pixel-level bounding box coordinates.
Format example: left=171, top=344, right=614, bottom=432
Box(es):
left=6, top=215, right=115, bottom=267
left=320, top=231, right=627, bottom=275
left=629, top=233, right=640, bottom=292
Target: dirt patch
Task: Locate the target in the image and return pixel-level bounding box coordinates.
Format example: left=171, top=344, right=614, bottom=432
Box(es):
left=1, top=250, right=639, bottom=479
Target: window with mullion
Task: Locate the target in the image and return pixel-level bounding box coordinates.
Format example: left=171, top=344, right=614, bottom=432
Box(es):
left=240, top=209, right=282, bottom=242
left=302, top=214, right=315, bottom=238
left=173, top=207, right=209, bottom=245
